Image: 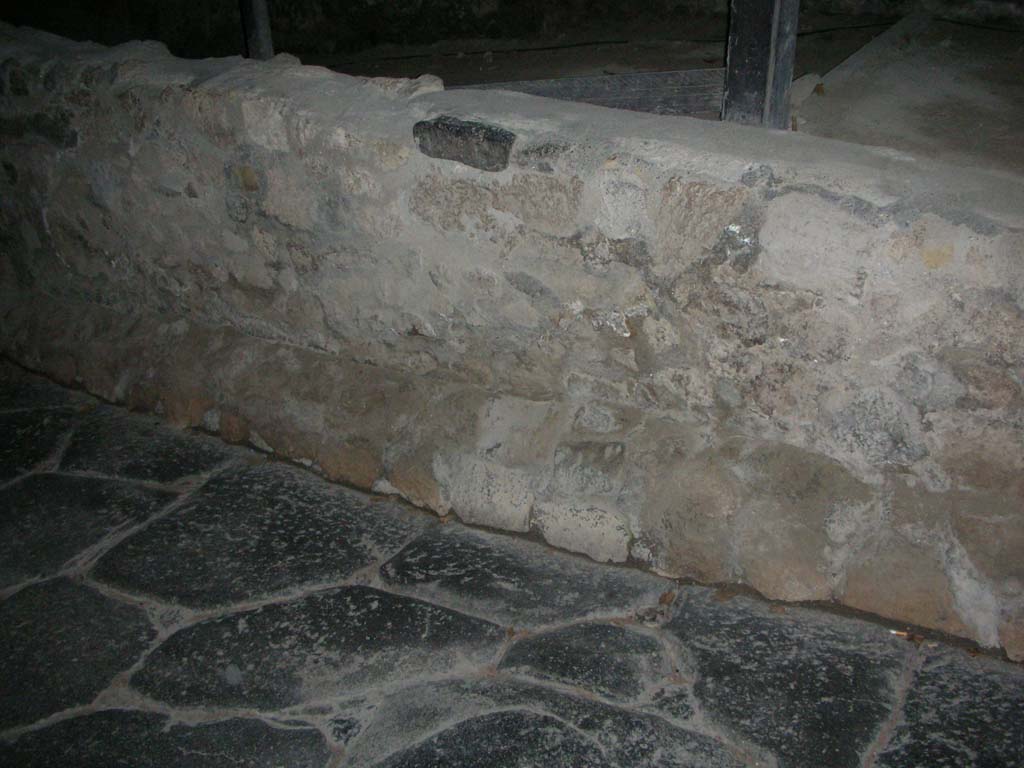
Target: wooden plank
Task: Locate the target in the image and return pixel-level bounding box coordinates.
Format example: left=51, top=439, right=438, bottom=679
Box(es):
left=722, top=0, right=800, bottom=128
left=240, top=0, right=274, bottom=60
left=457, top=68, right=725, bottom=119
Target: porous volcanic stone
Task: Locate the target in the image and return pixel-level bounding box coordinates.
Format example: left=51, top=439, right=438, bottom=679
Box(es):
left=380, top=526, right=669, bottom=627
left=60, top=406, right=230, bottom=483
left=875, top=648, right=1024, bottom=767
left=93, top=462, right=430, bottom=607
left=0, top=473, right=175, bottom=588
left=0, top=409, right=79, bottom=482
left=0, top=578, right=155, bottom=730
left=131, top=585, right=503, bottom=709
left=665, top=587, right=910, bottom=768
left=499, top=622, right=669, bottom=700
left=345, top=677, right=747, bottom=768
left=0, top=709, right=331, bottom=767
left=413, top=115, right=515, bottom=171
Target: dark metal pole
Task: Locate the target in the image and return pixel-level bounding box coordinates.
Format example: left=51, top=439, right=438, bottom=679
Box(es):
left=722, top=0, right=800, bottom=129
left=240, top=0, right=274, bottom=60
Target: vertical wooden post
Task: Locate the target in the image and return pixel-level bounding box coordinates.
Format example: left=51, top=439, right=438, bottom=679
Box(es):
left=722, top=0, right=800, bottom=129
left=240, top=0, right=274, bottom=60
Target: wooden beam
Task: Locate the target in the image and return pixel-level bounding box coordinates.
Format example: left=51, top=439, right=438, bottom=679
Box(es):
left=240, top=0, right=274, bottom=60
left=722, top=0, right=800, bottom=129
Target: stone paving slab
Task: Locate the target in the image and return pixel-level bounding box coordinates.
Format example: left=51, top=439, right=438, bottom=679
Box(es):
left=875, top=647, right=1024, bottom=768
left=0, top=710, right=331, bottom=767
left=60, top=406, right=232, bottom=484
left=0, top=578, right=155, bottom=730
left=0, top=473, right=176, bottom=589
left=380, top=525, right=669, bottom=627
left=93, top=462, right=432, bottom=608
left=0, top=408, right=79, bottom=482
left=343, top=677, right=749, bottom=768
left=498, top=622, right=671, bottom=701
left=666, top=587, right=911, bottom=768
left=0, top=362, right=92, bottom=411
left=131, top=585, right=504, bottom=710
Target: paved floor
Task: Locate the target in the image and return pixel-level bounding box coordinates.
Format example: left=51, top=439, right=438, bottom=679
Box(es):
left=1, top=361, right=1022, bottom=768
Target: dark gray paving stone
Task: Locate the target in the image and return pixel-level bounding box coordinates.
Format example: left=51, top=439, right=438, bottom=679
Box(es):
left=60, top=406, right=231, bottom=483
left=93, top=463, right=430, bottom=607
left=344, top=677, right=747, bottom=768
left=380, top=526, right=670, bottom=627
left=1, top=709, right=331, bottom=767
left=132, top=585, right=503, bottom=710
left=875, top=648, right=1024, bottom=768
left=0, top=364, right=91, bottom=411
left=665, top=587, right=910, bottom=768
left=0, top=473, right=176, bottom=589
left=378, top=709, right=606, bottom=768
left=0, top=578, right=155, bottom=730
left=499, top=622, right=670, bottom=700
left=0, top=408, right=79, bottom=482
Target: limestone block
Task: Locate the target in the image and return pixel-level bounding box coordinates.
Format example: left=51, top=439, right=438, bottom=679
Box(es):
left=533, top=502, right=632, bottom=563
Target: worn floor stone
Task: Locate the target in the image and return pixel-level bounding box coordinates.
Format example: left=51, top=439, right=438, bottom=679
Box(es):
left=0, top=363, right=91, bottom=411
left=60, top=406, right=231, bottom=483
left=499, top=622, right=670, bottom=700
left=0, top=578, right=155, bottom=730
left=344, top=677, right=748, bottom=768
left=875, top=648, right=1024, bottom=768
left=0, top=710, right=331, bottom=767
left=380, top=526, right=668, bottom=627
left=131, top=585, right=504, bottom=710
left=0, top=409, right=79, bottom=482
left=93, top=462, right=430, bottom=607
left=0, top=473, right=176, bottom=589
left=666, top=587, right=910, bottom=768
left=2, top=370, right=1023, bottom=768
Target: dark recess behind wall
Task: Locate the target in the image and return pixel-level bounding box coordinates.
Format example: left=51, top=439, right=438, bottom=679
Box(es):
left=4, top=1, right=1023, bottom=60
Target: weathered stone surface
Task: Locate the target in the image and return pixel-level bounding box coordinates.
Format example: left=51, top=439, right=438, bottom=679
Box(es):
left=345, top=678, right=747, bottom=768
left=380, top=526, right=669, bottom=627
left=0, top=710, right=331, bottom=767
left=531, top=502, right=631, bottom=563
left=132, top=585, right=503, bottom=708
left=0, top=473, right=175, bottom=588
left=0, top=363, right=91, bottom=410
left=666, top=587, right=910, bottom=768
left=93, top=462, right=429, bottom=607
left=875, top=649, right=1024, bottom=768
left=413, top=116, right=515, bottom=172
left=60, top=407, right=231, bottom=483
left=0, top=578, right=155, bottom=729
left=0, top=409, right=78, bottom=482
left=2, top=24, right=1023, bottom=660
left=499, top=623, right=670, bottom=700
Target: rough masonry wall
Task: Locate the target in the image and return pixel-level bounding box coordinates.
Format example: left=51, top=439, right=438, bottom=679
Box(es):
left=1, top=24, right=1022, bottom=660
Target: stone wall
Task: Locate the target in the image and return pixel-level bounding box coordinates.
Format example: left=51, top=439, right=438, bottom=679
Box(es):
left=1, top=23, right=1022, bottom=660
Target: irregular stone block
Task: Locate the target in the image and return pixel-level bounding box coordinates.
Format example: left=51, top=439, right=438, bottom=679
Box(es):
left=380, top=526, right=668, bottom=627
left=875, top=648, right=1024, bottom=767
left=666, top=587, right=910, bottom=768
left=532, top=502, right=631, bottom=563
left=499, top=623, right=670, bottom=700
left=0, top=408, right=79, bottom=482
left=0, top=109, right=78, bottom=148
left=131, top=585, right=503, bottom=709
left=0, top=473, right=175, bottom=589
left=0, top=710, right=330, bottom=767
left=93, top=463, right=430, bottom=607
left=433, top=452, right=534, bottom=532
left=413, top=116, right=515, bottom=172
left=60, top=406, right=231, bottom=484
left=0, top=579, right=155, bottom=729
left=346, top=677, right=747, bottom=768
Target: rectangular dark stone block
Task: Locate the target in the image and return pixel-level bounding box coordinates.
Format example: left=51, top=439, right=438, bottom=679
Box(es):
left=413, top=115, right=515, bottom=172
